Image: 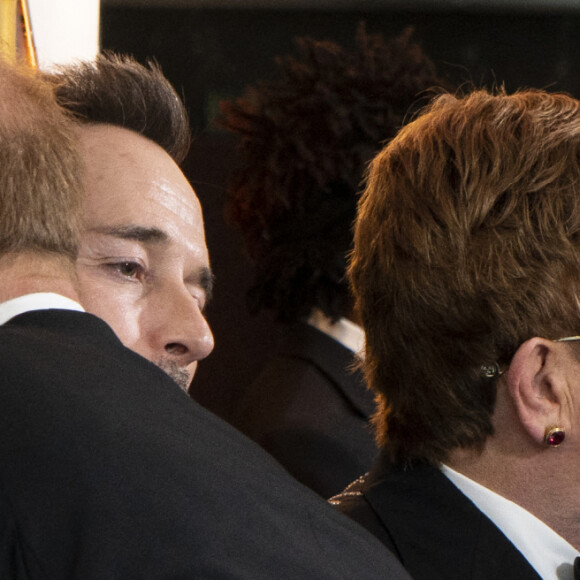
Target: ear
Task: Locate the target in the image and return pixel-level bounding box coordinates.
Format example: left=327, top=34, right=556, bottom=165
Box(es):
left=505, top=337, right=573, bottom=446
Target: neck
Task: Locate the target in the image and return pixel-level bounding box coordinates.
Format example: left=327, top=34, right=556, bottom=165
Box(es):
left=0, top=252, right=79, bottom=304
left=447, top=439, right=580, bottom=549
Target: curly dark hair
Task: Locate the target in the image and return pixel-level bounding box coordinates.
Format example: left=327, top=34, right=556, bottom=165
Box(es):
left=46, top=52, right=190, bottom=164
left=220, top=24, right=446, bottom=323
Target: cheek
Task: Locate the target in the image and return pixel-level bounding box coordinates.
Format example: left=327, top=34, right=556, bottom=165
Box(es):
left=76, top=275, right=143, bottom=348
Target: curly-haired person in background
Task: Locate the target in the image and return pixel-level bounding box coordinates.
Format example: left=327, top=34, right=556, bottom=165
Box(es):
left=219, top=25, right=446, bottom=498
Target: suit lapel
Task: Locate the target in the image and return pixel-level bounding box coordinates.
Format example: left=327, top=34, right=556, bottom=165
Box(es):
left=282, top=322, right=375, bottom=418
left=363, top=461, right=541, bottom=580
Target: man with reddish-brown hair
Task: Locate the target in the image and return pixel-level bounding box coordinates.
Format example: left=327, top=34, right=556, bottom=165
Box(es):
left=332, top=88, right=580, bottom=579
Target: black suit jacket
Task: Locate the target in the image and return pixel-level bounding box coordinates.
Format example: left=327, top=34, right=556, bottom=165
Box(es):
left=332, top=458, right=542, bottom=580
left=232, top=322, right=377, bottom=498
left=0, top=309, right=410, bottom=579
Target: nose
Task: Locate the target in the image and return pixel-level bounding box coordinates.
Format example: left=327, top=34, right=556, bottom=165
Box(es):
left=147, top=286, right=214, bottom=369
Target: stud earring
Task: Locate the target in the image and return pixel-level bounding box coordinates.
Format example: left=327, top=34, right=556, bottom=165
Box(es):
left=480, top=363, right=502, bottom=379
left=544, top=426, right=565, bottom=447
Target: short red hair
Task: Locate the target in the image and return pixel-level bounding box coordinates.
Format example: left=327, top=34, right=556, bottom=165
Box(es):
left=351, top=88, right=580, bottom=465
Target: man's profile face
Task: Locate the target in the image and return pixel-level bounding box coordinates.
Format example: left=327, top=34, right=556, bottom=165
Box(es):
left=76, top=124, right=214, bottom=391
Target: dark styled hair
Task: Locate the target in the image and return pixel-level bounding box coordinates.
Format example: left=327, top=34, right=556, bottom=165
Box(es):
left=351, top=88, right=580, bottom=465
left=46, top=52, right=190, bottom=164
left=220, top=25, right=445, bottom=323
left=0, top=59, right=82, bottom=260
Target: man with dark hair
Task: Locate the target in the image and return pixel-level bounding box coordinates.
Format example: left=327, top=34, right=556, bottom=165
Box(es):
left=0, top=54, right=412, bottom=578
left=48, top=54, right=213, bottom=392
left=219, top=25, right=445, bottom=497
left=331, top=88, right=580, bottom=579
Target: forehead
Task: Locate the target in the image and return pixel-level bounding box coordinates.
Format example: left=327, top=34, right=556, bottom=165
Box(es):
left=78, top=124, right=208, bottom=262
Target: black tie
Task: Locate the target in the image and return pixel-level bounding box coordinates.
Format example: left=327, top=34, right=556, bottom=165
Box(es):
left=574, top=556, right=580, bottom=580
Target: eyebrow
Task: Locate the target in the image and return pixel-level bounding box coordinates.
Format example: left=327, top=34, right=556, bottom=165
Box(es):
left=90, top=224, right=169, bottom=243
left=90, top=223, right=215, bottom=303
left=197, top=267, right=215, bottom=305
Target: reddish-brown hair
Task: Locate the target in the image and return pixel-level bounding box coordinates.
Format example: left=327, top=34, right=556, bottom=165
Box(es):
left=351, top=88, right=580, bottom=465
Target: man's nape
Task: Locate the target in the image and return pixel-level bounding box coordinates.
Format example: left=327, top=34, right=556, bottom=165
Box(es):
left=0, top=58, right=82, bottom=302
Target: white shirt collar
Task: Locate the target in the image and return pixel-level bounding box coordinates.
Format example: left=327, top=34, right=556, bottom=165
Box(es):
left=441, top=464, right=579, bottom=580
left=0, top=292, right=84, bottom=326
left=306, top=308, right=365, bottom=355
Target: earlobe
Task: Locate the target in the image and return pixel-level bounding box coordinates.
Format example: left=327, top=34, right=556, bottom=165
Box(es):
left=505, top=337, right=567, bottom=446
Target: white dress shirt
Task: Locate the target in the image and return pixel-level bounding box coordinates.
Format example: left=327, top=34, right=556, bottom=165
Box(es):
left=0, top=292, right=84, bottom=326
left=441, top=464, right=579, bottom=580
left=306, top=308, right=365, bottom=356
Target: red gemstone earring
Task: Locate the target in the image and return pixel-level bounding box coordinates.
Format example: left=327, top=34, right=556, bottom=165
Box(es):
left=544, top=426, right=565, bottom=447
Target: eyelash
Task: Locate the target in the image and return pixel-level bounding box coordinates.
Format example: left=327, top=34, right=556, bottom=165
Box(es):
left=106, top=261, right=145, bottom=280
left=100, top=261, right=207, bottom=309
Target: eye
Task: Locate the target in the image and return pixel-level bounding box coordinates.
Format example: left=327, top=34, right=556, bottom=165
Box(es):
left=118, top=261, right=140, bottom=277
left=106, top=261, right=144, bottom=280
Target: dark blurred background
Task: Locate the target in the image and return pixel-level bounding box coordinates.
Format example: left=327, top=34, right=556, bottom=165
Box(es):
left=99, top=0, right=580, bottom=422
